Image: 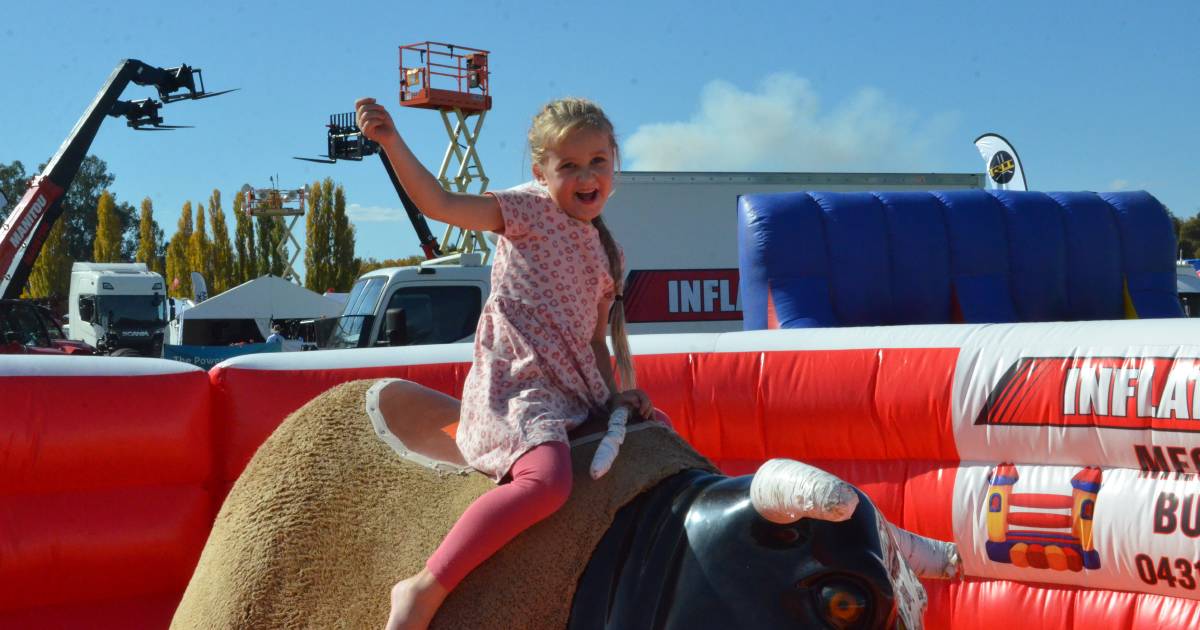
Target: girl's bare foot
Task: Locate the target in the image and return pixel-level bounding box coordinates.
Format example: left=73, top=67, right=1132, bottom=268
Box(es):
left=384, top=568, right=449, bottom=630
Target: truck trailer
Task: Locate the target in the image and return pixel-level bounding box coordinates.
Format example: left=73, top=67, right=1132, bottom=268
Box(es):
left=319, top=171, right=984, bottom=349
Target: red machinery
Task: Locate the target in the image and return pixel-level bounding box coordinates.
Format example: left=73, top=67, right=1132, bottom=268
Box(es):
left=0, top=59, right=233, bottom=301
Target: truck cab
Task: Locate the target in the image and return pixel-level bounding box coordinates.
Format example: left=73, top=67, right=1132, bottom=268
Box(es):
left=319, top=254, right=488, bottom=349
left=69, top=262, right=168, bottom=356
left=1178, top=261, right=1200, bottom=316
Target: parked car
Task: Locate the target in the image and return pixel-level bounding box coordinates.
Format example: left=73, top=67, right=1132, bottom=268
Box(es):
left=0, top=299, right=96, bottom=355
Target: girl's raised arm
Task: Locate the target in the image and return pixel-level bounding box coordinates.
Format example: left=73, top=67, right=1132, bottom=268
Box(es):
left=356, top=97, right=503, bottom=232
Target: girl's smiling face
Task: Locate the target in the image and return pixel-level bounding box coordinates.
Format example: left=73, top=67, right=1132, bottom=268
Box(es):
left=532, top=128, right=615, bottom=223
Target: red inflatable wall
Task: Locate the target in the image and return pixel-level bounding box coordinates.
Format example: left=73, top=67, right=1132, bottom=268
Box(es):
left=8, top=322, right=1200, bottom=628
left=208, top=327, right=1200, bottom=629
left=0, top=357, right=212, bottom=628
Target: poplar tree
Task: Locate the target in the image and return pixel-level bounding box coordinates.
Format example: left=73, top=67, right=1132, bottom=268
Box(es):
left=151, top=210, right=165, bottom=275
left=304, top=179, right=332, bottom=292
left=255, top=216, right=272, bottom=277
left=247, top=191, right=289, bottom=279
left=331, top=182, right=358, bottom=290
left=233, top=191, right=256, bottom=285
left=93, top=190, right=123, bottom=263
left=260, top=190, right=288, bottom=278
left=41, top=156, right=130, bottom=264
left=188, top=203, right=212, bottom=292
left=135, top=197, right=163, bottom=275
left=165, top=202, right=193, bottom=298
left=273, top=216, right=290, bottom=279
left=254, top=194, right=276, bottom=278
left=208, top=189, right=235, bottom=294
left=23, top=218, right=72, bottom=300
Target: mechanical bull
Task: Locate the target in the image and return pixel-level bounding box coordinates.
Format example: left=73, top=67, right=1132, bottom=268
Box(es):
left=571, top=459, right=956, bottom=630
left=171, top=379, right=958, bottom=630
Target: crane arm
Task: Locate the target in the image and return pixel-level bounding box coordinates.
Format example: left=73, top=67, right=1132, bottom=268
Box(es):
left=0, top=59, right=232, bottom=298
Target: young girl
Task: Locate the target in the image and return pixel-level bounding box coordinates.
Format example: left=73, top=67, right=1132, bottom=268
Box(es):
left=355, top=96, right=654, bottom=630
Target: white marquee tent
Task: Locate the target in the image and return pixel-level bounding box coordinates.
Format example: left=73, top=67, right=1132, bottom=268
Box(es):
left=175, top=276, right=343, bottom=345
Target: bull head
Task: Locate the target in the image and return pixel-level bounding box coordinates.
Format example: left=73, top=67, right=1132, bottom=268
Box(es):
left=570, top=458, right=959, bottom=630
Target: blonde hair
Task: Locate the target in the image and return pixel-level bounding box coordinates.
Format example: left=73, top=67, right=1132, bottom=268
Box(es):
left=528, top=97, right=636, bottom=393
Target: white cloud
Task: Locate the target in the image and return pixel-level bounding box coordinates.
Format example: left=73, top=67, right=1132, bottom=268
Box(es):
left=347, top=203, right=406, bottom=222
left=624, top=73, right=958, bottom=173
left=1107, top=179, right=1130, bottom=191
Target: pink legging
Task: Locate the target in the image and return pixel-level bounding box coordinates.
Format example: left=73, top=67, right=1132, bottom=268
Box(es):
left=426, top=441, right=572, bottom=590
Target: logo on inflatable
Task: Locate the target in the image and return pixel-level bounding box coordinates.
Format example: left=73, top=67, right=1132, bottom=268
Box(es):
left=989, top=151, right=1016, bottom=184
left=984, top=463, right=1103, bottom=572
left=621, top=269, right=741, bottom=323
left=975, top=356, right=1200, bottom=433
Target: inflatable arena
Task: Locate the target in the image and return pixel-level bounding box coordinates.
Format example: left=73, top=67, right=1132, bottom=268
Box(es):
left=5, top=190, right=1200, bottom=628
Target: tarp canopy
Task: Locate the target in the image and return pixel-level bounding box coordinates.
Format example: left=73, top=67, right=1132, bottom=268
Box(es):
left=182, top=276, right=342, bottom=321
left=179, top=276, right=342, bottom=344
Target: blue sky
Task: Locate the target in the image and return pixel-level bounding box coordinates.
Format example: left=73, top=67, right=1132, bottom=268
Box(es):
left=4, top=1, right=1198, bottom=266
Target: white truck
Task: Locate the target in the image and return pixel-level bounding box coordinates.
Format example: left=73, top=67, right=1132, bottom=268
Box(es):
left=1178, top=261, right=1200, bottom=316
left=319, top=171, right=984, bottom=349
left=68, top=262, right=168, bottom=356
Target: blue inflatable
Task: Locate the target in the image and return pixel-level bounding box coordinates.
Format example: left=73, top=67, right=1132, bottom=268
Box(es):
left=738, top=190, right=1182, bottom=329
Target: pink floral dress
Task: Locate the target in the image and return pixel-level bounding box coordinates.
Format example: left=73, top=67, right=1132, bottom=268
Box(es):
left=457, top=182, right=619, bottom=481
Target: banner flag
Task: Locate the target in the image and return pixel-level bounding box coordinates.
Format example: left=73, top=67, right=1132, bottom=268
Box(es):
left=974, top=132, right=1028, bottom=191
left=191, top=271, right=209, bottom=303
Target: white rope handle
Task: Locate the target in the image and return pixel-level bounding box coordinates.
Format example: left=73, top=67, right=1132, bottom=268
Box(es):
left=589, top=406, right=630, bottom=479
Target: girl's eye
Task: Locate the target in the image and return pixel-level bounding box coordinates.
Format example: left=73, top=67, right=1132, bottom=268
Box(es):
left=558, top=162, right=576, bottom=171
left=592, top=157, right=607, bottom=165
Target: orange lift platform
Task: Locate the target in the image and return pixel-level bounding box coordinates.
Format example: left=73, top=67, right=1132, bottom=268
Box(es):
left=399, top=41, right=493, bottom=263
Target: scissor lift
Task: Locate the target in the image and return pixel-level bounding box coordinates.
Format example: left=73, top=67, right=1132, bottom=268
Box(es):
left=399, top=42, right=493, bottom=263
left=243, top=180, right=306, bottom=285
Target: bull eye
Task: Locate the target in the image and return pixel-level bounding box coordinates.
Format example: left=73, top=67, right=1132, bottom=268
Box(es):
left=774, top=527, right=800, bottom=545
left=814, top=579, right=870, bottom=629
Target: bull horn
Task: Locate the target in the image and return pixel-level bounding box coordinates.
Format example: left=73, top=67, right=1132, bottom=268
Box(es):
left=886, top=523, right=963, bottom=580
left=750, top=459, right=859, bottom=524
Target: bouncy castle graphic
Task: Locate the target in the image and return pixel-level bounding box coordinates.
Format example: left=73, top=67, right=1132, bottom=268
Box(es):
left=985, top=463, right=1103, bottom=572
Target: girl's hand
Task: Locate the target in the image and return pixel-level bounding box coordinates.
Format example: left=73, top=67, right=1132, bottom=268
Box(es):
left=355, top=97, right=399, bottom=144
left=609, top=388, right=653, bottom=419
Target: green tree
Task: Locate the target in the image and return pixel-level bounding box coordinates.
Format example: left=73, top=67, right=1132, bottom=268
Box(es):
left=0, top=156, right=138, bottom=272
left=273, top=216, right=290, bottom=279
left=135, top=197, right=164, bottom=275
left=46, top=156, right=134, bottom=264
left=253, top=193, right=283, bottom=277
left=22, top=217, right=72, bottom=301
left=0, top=160, right=27, bottom=224
left=357, top=255, right=425, bottom=275
left=255, top=215, right=272, bottom=277
left=166, top=202, right=193, bottom=298
left=252, top=190, right=288, bottom=278
left=331, top=183, right=358, bottom=291
left=188, top=202, right=212, bottom=291
left=304, top=180, right=332, bottom=292
left=93, top=190, right=123, bottom=262
left=233, top=191, right=256, bottom=285
left=208, top=190, right=235, bottom=294
left=1179, top=213, right=1200, bottom=260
